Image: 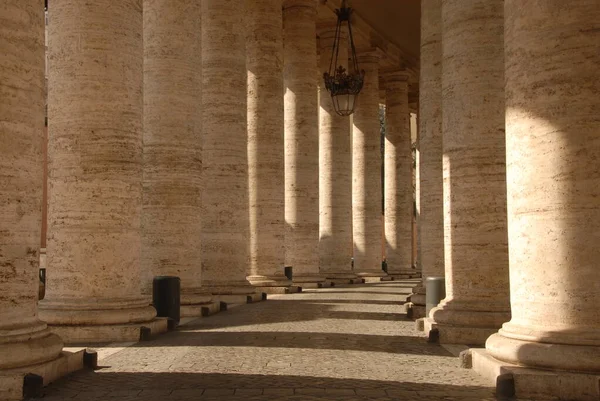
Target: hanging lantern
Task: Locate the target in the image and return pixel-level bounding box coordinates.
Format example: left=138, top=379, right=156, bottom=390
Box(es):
left=323, top=0, right=365, bottom=116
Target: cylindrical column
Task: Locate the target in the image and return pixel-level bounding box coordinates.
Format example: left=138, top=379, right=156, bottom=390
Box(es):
left=384, top=71, right=413, bottom=277
left=485, top=0, right=600, bottom=380
left=201, top=0, right=256, bottom=301
left=246, top=0, right=290, bottom=289
left=283, top=0, right=324, bottom=286
left=0, top=0, right=63, bottom=369
left=318, top=25, right=355, bottom=283
left=410, top=0, right=444, bottom=319
left=352, top=51, right=386, bottom=281
left=142, top=0, right=211, bottom=315
left=40, top=0, right=157, bottom=341
left=426, top=0, right=509, bottom=345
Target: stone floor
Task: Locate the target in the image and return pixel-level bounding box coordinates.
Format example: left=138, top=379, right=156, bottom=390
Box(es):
left=39, top=281, right=536, bottom=401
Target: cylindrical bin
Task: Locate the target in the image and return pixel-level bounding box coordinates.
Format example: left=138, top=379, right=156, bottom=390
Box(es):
left=153, top=276, right=181, bottom=326
left=284, top=266, right=293, bottom=281
left=425, top=276, right=446, bottom=316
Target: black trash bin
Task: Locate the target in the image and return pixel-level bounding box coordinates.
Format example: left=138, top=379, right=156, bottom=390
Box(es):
left=153, top=276, right=181, bottom=328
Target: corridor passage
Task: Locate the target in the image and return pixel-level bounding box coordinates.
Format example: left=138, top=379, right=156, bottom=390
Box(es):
left=42, top=281, right=508, bottom=401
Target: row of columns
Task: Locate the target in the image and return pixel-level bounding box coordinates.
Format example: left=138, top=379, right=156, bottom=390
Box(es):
left=416, top=0, right=599, bottom=396
left=1, top=0, right=416, bottom=369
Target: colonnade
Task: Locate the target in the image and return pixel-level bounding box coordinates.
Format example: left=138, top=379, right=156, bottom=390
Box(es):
left=415, top=0, right=599, bottom=399
left=1, top=0, right=416, bottom=378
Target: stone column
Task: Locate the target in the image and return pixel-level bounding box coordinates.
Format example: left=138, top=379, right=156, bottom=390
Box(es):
left=384, top=71, right=413, bottom=278
left=473, top=2, right=600, bottom=399
left=424, top=0, right=509, bottom=345
left=201, top=0, right=259, bottom=303
left=40, top=0, right=161, bottom=343
left=352, top=51, right=386, bottom=282
left=283, top=0, right=324, bottom=287
left=0, top=0, right=63, bottom=370
left=318, top=25, right=355, bottom=284
left=409, top=0, right=443, bottom=320
left=142, top=0, right=213, bottom=316
left=245, top=0, right=292, bottom=292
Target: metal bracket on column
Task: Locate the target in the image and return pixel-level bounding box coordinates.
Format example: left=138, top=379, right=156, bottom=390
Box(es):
left=219, top=302, right=228, bottom=312
left=83, top=350, right=98, bottom=370
left=139, top=326, right=152, bottom=341
left=23, top=373, right=43, bottom=399
left=427, top=327, right=440, bottom=343
left=496, top=373, right=516, bottom=398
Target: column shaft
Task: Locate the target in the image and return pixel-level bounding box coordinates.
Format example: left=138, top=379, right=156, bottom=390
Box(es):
left=412, top=0, right=444, bottom=317
left=384, top=72, right=413, bottom=276
left=318, top=26, right=355, bottom=281
left=352, top=52, right=386, bottom=280
left=426, top=0, right=509, bottom=345
left=41, top=0, right=157, bottom=342
left=246, top=0, right=290, bottom=289
left=283, top=0, right=323, bottom=285
left=142, top=0, right=211, bottom=314
left=201, top=0, right=255, bottom=300
left=484, top=0, right=600, bottom=381
left=0, top=0, right=63, bottom=369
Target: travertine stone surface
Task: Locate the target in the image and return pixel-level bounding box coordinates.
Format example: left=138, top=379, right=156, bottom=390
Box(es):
left=40, top=0, right=156, bottom=329
left=246, top=0, right=290, bottom=288
left=201, top=0, right=255, bottom=295
left=352, top=52, right=385, bottom=279
left=318, top=26, right=355, bottom=280
left=384, top=72, right=412, bottom=276
left=428, top=0, right=510, bottom=345
left=283, top=0, right=323, bottom=284
left=486, top=0, right=600, bottom=376
left=0, top=0, right=63, bottom=370
left=416, top=0, right=444, bottom=301
left=142, top=0, right=211, bottom=307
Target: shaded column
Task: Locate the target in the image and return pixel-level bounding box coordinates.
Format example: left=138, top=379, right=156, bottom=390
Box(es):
left=142, top=0, right=212, bottom=316
left=283, top=0, right=324, bottom=287
left=245, top=0, right=291, bottom=290
left=201, top=0, right=258, bottom=303
left=474, top=2, right=600, bottom=399
left=318, top=25, right=355, bottom=283
left=0, top=0, right=63, bottom=370
left=384, top=71, right=413, bottom=277
left=352, top=51, right=386, bottom=281
left=409, top=0, right=443, bottom=319
left=40, top=0, right=160, bottom=343
left=425, top=0, right=510, bottom=345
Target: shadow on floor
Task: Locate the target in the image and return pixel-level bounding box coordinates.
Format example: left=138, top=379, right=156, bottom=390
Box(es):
left=42, top=371, right=500, bottom=401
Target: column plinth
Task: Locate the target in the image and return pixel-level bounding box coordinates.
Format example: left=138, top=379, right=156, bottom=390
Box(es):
left=410, top=0, right=444, bottom=319
left=352, top=51, right=387, bottom=282
left=38, top=0, right=164, bottom=343
left=142, top=0, right=215, bottom=317
left=200, top=0, right=258, bottom=304
left=384, top=71, right=413, bottom=278
left=318, top=25, right=356, bottom=284
left=424, top=0, right=510, bottom=345
left=283, top=0, right=325, bottom=286
left=471, top=2, right=600, bottom=400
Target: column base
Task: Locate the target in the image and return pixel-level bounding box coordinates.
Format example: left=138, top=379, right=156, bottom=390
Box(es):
left=246, top=275, right=293, bottom=287
left=180, top=290, right=219, bottom=317
left=201, top=282, right=264, bottom=305
left=0, top=324, right=63, bottom=370
left=468, top=348, right=600, bottom=401
left=423, top=317, right=499, bottom=345
left=48, top=318, right=168, bottom=345
left=252, top=285, right=302, bottom=294
left=356, top=271, right=392, bottom=283
left=0, top=348, right=86, bottom=401
left=387, top=269, right=422, bottom=279
left=292, top=275, right=328, bottom=289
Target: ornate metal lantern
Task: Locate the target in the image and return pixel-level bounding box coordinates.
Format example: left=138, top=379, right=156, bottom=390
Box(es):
left=323, top=0, right=365, bottom=116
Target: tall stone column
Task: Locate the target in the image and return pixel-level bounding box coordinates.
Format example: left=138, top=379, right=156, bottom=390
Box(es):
left=40, top=0, right=161, bottom=343
left=384, top=71, right=413, bottom=278
left=201, top=0, right=259, bottom=303
left=0, top=0, right=63, bottom=370
left=318, top=25, right=355, bottom=283
left=409, top=0, right=443, bottom=320
left=283, top=0, right=324, bottom=287
left=142, top=0, right=213, bottom=316
left=424, top=0, right=509, bottom=345
left=352, top=51, right=386, bottom=281
left=245, top=0, right=292, bottom=291
left=473, top=2, right=600, bottom=399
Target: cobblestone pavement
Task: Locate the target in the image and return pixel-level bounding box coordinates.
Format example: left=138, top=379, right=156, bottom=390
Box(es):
left=40, top=281, right=530, bottom=401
